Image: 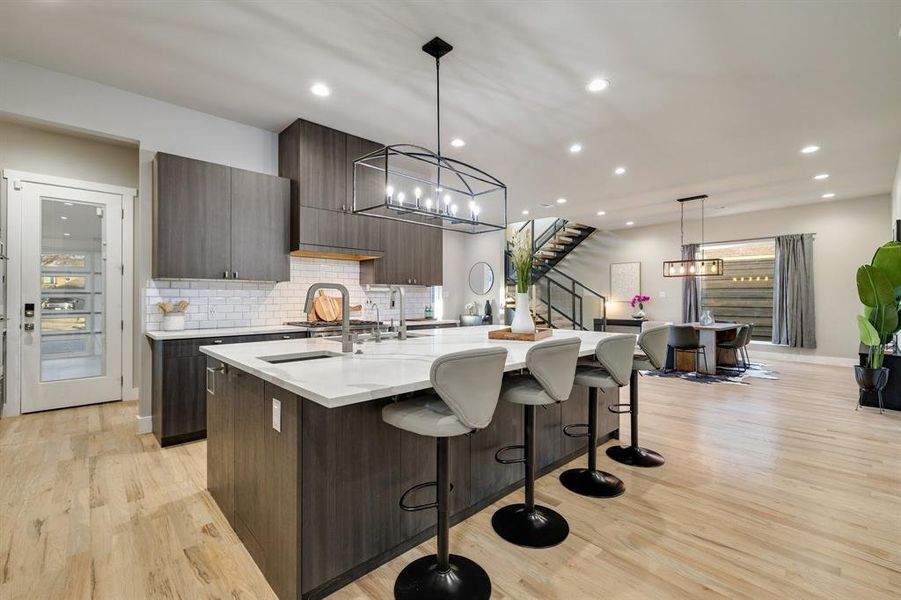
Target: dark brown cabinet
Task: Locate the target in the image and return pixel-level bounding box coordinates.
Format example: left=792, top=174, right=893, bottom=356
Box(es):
left=151, top=331, right=308, bottom=447
left=206, top=358, right=235, bottom=524
left=279, top=118, right=443, bottom=285
left=154, top=153, right=290, bottom=281
left=153, top=153, right=231, bottom=279
left=230, top=167, right=290, bottom=281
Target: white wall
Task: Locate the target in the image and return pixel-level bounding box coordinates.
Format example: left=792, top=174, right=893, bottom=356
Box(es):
left=441, top=230, right=505, bottom=323
left=893, top=151, right=901, bottom=237
left=557, top=194, right=891, bottom=361
left=0, top=58, right=279, bottom=426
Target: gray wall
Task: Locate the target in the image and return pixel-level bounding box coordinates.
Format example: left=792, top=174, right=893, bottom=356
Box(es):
left=555, top=194, right=891, bottom=361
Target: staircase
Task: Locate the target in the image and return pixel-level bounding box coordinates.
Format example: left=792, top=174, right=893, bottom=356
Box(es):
left=505, top=219, right=606, bottom=331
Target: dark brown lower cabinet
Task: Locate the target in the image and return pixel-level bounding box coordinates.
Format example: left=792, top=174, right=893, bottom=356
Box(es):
left=151, top=332, right=308, bottom=447
left=205, top=365, right=618, bottom=599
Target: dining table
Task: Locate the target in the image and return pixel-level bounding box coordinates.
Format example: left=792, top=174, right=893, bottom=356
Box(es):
left=674, top=322, right=743, bottom=375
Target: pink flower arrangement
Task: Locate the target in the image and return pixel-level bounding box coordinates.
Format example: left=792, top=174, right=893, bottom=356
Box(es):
left=630, top=294, right=651, bottom=309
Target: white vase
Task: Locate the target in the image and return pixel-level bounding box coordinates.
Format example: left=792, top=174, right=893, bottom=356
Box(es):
left=163, top=313, right=186, bottom=331
left=510, top=292, right=535, bottom=334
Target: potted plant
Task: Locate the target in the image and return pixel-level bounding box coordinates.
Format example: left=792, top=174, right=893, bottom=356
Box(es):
left=630, top=294, right=650, bottom=319
left=855, top=241, right=901, bottom=406
left=510, top=229, right=535, bottom=333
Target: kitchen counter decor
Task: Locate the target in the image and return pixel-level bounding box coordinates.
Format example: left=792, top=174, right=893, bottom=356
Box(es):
left=158, top=299, right=189, bottom=331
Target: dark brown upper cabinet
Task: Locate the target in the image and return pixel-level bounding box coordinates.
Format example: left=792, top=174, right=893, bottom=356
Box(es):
left=153, top=153, right=231, bottom=280
left=279, top=118, right=442, bottom=285
left=153, top=153, right=290, bottom=281
left=230, top=167, right=290, bottom=281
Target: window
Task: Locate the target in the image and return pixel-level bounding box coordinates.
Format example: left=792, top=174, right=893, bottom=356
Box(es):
left=699, top=239, right=774, bottom=341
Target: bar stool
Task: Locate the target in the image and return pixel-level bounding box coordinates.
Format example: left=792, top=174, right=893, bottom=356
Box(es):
left=606, top=324, right=670, bottom=468
left=382, top=347, right=508, bottom=600
left=560, top=334, right=636, bottom=498
left=491, top=336, right=581, bottom=548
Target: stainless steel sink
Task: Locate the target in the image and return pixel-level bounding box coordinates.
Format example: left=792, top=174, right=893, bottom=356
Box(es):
left=259, top=351, right=343, bottom=364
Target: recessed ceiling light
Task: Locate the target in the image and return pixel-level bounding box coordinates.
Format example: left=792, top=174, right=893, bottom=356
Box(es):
left=450, top=138, right=466, bottom=148
left=596, top=211, right=606, bottom=216
left=586, top=78, right=610, bottom=92
left=800, top=145, right=820, bottom=154
left=60, top=216, right=68, bottom=220
left=625, top=221, right=634, bottom=226
left=310, top=82, right=331, bottom=97
left=821, top=192, right=835, bottom=199
left=63, top=232, right=71, bottom=237
left=569, top=143, right=582, bottom=154
left=522, top=209, right=529, bottom=215
left=813, top=173, right=829, bottom=180
left=614, top=166, right=626, bottom=175
left=556, top=198, right=567, bottom=204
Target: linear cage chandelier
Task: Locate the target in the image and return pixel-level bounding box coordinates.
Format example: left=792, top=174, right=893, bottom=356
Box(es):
left=662, top=194, right=724, bottom=278
left=352, top=37, right=507, bottom=234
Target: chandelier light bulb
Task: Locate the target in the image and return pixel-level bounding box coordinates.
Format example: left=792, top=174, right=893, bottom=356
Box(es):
left=425, top=198, right=433, bottom=209
left=386, top=185, right=394, bottom=197
left=450, top=204, right=458, bottom=215
left=473, top=205, right=481, bottom=215
left=414, top=187, right=422, bottom=199
left=397, top=192, right=405, bottom=205
left=679, top=265, right=685, bottom=274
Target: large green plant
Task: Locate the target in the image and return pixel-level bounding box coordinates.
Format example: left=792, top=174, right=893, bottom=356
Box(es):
left=857, top=241, right=901, bottom=369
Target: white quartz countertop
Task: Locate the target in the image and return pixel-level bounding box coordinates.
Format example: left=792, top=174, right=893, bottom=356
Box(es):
left=145, top=319, right=459, bottom=341
left=200, top=325, right=627, bottom=408
left=145, top=325, right=308, bottom=341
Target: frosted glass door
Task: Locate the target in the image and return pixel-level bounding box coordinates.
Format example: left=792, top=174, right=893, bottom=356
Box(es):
left=21, top=183, right=123, bottom=412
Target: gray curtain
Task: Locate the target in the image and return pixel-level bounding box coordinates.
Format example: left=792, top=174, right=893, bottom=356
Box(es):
left=681, top=243, right=701, bottom=323
left=772, top=234, right=816, bottom=348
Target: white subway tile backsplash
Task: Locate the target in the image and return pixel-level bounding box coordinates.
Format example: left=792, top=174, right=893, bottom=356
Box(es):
left=144, top=256, right=434, bottom=330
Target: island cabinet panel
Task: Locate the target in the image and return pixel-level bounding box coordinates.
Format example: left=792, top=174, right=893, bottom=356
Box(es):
left=206, top=359, right=235, bottom=525
left=204, top=367, right=619, bottom=600
left=230, top=374, right=300, bottom=600
left=300, top=397, right=406, bottom=595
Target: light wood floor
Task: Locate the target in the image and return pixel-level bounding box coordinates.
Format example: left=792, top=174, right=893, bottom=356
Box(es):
left=1, top=360, right=899, bottom=599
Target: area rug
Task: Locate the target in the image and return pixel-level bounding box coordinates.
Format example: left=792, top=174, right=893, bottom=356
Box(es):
left=641, top=362, right=779, bottom=385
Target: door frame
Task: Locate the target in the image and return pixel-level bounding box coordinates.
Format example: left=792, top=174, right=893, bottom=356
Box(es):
left=3, top=170, right=136, bottom=417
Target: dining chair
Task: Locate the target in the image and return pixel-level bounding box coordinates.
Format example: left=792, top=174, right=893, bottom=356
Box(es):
left=667, top=325, right=708, bottom=375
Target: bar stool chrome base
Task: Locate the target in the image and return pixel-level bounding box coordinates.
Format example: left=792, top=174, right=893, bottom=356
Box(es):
left=559, top=467, right=625, bottom=498
left=491, top=504, right=570, bottom=548
left=606, top=444, right=665, bottom=468
left=394, top=554, right=491, bottom=600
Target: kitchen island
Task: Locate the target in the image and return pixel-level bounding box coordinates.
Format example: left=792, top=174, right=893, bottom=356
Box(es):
left=201, top=325, right=623, bottom=599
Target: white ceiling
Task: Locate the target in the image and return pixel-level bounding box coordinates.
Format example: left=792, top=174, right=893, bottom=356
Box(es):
left=2, top=1, right=900, bottom=229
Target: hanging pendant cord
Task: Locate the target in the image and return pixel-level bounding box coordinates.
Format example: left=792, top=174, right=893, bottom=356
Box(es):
left=701, top=197, right=705, bottom=260
left=435, top=56, right=441, bottom=189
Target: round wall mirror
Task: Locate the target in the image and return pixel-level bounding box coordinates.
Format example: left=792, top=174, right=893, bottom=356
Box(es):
left=468, top=262, right=495, bottom=295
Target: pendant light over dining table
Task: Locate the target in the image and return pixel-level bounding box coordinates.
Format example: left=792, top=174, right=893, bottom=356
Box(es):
left=662, top=195, right=724, bottom=277
left=352, top=37, right=507, bottom=234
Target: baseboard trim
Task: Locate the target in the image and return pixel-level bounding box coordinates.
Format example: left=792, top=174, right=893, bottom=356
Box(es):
left=751, top=349, right=856, bottom=367
left=135, top=414, right=153, bottom=435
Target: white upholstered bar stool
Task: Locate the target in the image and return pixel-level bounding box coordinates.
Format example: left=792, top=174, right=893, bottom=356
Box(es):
left=491, top=336, right=581, bottom=548
left=607, top=324, right=670, bottom=468
left=560, top=334, right=636, bottom=498
left=382, top=347, right=508, bottom=600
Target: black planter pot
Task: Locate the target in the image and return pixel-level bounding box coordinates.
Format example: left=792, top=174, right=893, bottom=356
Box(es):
left=854, top=366, right=889, bottom=413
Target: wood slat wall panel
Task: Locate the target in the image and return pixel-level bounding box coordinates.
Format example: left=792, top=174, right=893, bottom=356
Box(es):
left=702, top=256, right=774, bottom=341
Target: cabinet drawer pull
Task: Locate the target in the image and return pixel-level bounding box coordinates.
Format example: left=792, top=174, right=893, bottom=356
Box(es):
left=207, top=365, right=226, bottom=394
left=213, top=339, right=223, bottom=344
left=282, top=335, right=291, bottom=339
left=233, top=271, right=238, bottom=279
left=223, top=271, right=229, bottom=279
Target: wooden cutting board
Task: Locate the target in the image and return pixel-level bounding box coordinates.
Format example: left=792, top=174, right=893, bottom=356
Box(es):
left=310, top=290, right=362, bottom=322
